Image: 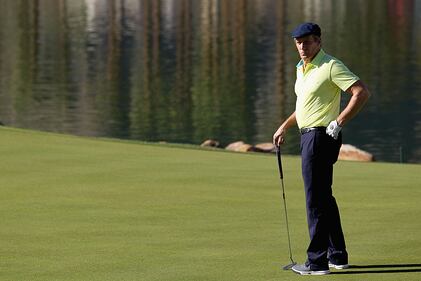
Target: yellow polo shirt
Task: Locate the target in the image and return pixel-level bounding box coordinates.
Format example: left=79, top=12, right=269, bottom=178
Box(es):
left=295, top=49, right=359, bottom=129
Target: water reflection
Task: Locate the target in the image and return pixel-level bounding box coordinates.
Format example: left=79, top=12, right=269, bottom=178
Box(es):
left=0, top=0, right=420, bottom=163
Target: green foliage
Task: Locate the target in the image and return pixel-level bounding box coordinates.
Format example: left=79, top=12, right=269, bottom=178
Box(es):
left=0, top=127, right=420, bottom=280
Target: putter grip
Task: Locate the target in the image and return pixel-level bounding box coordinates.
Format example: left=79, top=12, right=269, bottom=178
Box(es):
left=276, top=146, right=284, bottom=179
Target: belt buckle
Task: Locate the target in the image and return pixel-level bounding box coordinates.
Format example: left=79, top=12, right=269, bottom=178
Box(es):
left=300, top=127, right=315, bottom=135
left=300, top=127, right=327, bottom=135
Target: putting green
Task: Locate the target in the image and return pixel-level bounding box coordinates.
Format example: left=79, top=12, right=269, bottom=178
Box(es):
left=1, top=127, right=420, bottom=280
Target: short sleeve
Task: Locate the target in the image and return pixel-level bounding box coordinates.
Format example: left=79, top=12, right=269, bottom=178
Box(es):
left=330, top=60, right=359, bottom=92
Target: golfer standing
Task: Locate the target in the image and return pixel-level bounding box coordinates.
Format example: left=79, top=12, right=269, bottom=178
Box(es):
left=273, top=23, right=370, bottom=275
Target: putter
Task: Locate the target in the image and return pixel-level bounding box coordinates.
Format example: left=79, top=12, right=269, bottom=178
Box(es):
left=276, top=145, right=297, bottom=270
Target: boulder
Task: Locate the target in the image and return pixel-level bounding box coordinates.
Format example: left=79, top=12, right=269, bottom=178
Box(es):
left=225, top=141, right=254, bottom=152
left=254, top=143, right=276, bottom=153
left=200, top=139, right=220, bottom=148
left=339, top=144, right=374, bottom=162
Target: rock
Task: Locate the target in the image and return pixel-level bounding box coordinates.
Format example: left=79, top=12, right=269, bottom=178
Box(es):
left=225, top=141, right=254, bottom=152
left=339, top=144, right=374, bottom=162
left=254, top=143, right=276, bottom=153
left=200, top=139, right=220, bottom=148
left=225, top=141, right=276, bottom=153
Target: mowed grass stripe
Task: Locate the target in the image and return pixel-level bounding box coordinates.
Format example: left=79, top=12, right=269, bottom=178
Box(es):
left=0, top=127, right=420, bottom=281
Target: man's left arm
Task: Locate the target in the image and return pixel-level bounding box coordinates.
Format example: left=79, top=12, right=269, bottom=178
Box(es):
left=336, top=80, right=371, bottom=127
left=326, top=80, right=370, bottom=139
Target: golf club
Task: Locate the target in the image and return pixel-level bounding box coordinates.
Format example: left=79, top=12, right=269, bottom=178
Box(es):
left=275, top=145, right=297, bottom=270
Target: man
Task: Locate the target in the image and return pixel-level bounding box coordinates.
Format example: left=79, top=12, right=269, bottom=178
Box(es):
left=273, top=22, right=370, bottom=275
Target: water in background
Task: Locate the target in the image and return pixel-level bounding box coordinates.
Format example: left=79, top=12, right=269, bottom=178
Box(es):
left=0, top=0, right=420, bottom=163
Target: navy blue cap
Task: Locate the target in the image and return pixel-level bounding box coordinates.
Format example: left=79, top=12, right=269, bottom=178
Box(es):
left=291, top=22, right=321, bottom=38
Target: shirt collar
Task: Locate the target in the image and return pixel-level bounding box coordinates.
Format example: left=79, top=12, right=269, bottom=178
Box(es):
left=296, top=48, right=326, bottom=68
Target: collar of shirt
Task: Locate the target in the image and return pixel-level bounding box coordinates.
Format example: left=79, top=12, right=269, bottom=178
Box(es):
left=296, top=49, right=326, bottom=73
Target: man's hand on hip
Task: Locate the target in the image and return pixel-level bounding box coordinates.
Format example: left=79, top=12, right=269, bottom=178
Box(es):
left=326, top=120, right=342, bottom=140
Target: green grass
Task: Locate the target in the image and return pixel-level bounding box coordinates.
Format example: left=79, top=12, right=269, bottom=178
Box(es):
left=1, top=126, right=420, bottom=281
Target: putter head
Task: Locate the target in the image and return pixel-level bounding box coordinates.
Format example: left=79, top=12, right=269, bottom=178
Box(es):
left=282, top=262, right=297, bottom=270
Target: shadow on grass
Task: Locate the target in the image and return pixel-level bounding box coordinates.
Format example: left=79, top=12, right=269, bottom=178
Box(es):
left=332, top=264, right=421, bottom=275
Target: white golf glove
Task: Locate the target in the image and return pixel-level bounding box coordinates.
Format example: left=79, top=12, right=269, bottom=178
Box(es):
left=326, top=120, right=342, bottom=140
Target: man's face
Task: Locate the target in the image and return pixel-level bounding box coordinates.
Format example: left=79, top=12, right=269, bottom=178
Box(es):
left=294, top=35, right=321, bottom=62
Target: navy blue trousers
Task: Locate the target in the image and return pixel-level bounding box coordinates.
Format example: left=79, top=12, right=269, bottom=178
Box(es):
left=300, top=129, right=347, bottom=270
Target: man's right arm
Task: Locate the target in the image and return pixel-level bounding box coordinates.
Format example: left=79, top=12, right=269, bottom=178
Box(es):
left=273, top=111, right=297, bottom=146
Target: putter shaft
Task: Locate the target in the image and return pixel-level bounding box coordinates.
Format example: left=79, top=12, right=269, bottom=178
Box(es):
left=276, top=146, right=296, bottom=269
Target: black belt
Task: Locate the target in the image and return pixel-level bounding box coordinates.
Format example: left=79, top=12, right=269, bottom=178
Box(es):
left=300, top=126, right=326, bottom=135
